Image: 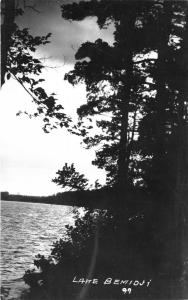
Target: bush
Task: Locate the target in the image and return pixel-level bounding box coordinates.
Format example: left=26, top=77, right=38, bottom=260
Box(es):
left=23, top=209, right=111, bottom=298
left=23, top=205, right=185, bottom=299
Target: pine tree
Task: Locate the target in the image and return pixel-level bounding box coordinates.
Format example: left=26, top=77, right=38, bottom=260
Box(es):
left=62, top=0, right=158, bottom=199
left=52, top=163, right=89, bottom=191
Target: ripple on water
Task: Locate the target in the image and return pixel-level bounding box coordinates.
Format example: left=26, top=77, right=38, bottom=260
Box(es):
left=1, top=200, right=75, bottom=300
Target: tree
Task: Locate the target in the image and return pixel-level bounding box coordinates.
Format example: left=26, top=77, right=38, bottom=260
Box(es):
left=136, top=1, right=188, bottom=196
left=22, top=2, right=188, bottom=297
left=62, top=0, right=188, bottom=201
left=1, top=0, right=71, bottom=132
left=132, top=1, right=188, bottom=276
left=62, top=0, right=172, bottom=203
left=1, top=0, right=16, bottom=86
left=52, top=163, right=89, bottom=191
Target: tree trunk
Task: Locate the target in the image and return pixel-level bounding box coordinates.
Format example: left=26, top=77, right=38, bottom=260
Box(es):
left=116, top=14, right=135, bottom=199
left=173, top=11, right=188, bottom=288
left=117, top=52, right=133, bottom=193
left=175, top=10, right=188, bottom=201
left=151, top=1, right=173, bottom=196
left=154, top=2, right=188, bottom=279
left=1, top=0, right=15, bottom=86
left=115, top=15, right=135, bottom=215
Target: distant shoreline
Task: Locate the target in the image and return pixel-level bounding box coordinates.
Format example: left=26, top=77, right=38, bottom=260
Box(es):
left=1, top=190, right=115, bottom=209
left=1, top=198, right=74, bottom=207
left=1, top=189, right=152, bottom=211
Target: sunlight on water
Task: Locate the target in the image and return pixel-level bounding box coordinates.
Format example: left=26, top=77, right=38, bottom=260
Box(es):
left=1, top=200, right=75, bottom=300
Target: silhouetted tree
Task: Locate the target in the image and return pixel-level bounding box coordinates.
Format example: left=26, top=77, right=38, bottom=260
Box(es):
left=62, top=0, right=158, bottom=197
left=136, top=1, right=188, bottom=197
left=52, top=163, right=89, bottom=191
left=1, top=0, right=16, bottom=86
left=1, top=0, right=71, bottom=132
left=62, top=0, right=188, bottom=202
left=23, top=2, right=188, bottom=298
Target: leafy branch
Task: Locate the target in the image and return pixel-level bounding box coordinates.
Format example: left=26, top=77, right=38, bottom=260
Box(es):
left=6, top=26, right=71, bottom=132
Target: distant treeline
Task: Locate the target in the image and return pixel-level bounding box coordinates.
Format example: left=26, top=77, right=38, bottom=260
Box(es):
left=1, top=189, right=151, bottom=212
left=1, top=190, right=112, bottom=208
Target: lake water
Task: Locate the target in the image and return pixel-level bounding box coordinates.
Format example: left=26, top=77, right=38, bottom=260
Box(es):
left=1, top=200, right=75, bottom=300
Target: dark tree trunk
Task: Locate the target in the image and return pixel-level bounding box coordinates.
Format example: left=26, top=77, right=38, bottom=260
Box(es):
left=151, top=1, right=173, bottom=196
left=117, top=51, right=133, bottom=193
left=1, top=0, right=15, bottom=86
left=116, top=14, right=135, bottom=199
left=173, top=11, right=188, bottom=285
left=115, top=15, right=135, bottom=214
left=152, top=2, right=188, bottom=277
left=175, top=11, right=188, bottom=200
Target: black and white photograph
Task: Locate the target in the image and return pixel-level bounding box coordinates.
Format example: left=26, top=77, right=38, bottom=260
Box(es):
left=1, top=0, right=188, bottom=299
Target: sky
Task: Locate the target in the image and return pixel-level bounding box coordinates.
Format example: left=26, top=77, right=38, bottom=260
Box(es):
left=0, top=0, right=114, bottom=196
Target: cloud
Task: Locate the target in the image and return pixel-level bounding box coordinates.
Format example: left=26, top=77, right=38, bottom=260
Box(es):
left=16, top=0, right=114, bottom=63
left=1, top=0, right=112, bottom=195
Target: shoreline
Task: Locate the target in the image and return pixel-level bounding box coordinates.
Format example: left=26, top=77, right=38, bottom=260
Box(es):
left=1, top=188, right=152, bottom=211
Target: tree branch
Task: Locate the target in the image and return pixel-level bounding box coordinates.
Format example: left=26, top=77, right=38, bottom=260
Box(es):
left=12, top=73, right=39, bottom=104
left=23, top=0, right=41, bottom=13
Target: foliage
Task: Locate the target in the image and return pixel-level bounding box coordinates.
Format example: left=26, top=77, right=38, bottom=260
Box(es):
left=8, top=26, right=71, bottom=132
left=1, top=0, right=71, bottom=132
left=52, top=163, right=89, bottom=191
left=135, top=1, right=188, bottom=195
left=23, top=204, right=186, bottom=299
left=62, top=0, right=188, bottom=199
left=62, top=1, right=159, bottom=190
left=22, top=1, right=188, bottom=298
left=23, top=209, right=111, bottom=298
